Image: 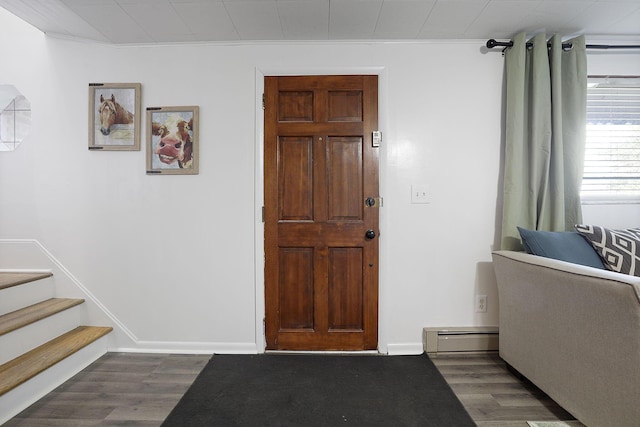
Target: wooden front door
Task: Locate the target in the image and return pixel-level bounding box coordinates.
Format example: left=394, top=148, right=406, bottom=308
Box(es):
left=264, top=75, right=379, bottom=351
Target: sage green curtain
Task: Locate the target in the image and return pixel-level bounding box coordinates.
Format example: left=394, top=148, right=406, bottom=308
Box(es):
left=500, top=32, right=587, bottom=250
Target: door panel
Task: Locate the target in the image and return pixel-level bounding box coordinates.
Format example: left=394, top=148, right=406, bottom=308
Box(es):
left=279, top=248, right=314, bottom=330
left=328, top=247, right=364, bottom=331
left=278, top=91, right=314, bottom=122
left=279, top=136, right=313, bottom=221
left=328, top=137, right=363, bottom=221
left=264, top=75, right=379, bottom=351
left=328, top=91, right=362, bottom=121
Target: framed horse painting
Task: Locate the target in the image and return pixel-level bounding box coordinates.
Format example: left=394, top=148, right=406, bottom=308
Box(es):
left=88, top=83, right=141, bottom=151
left=146, top=106, right=199, bottom=175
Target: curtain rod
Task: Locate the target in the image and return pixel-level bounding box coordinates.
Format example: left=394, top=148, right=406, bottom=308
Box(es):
left=486, top=39, right=640, bottom=50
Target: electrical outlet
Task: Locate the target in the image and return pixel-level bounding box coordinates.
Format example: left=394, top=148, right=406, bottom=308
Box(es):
left=475, top=295, right=487, bottom=313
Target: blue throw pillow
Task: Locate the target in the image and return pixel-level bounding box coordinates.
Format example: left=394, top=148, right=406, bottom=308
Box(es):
left=517, top=227, right=605, bottom=269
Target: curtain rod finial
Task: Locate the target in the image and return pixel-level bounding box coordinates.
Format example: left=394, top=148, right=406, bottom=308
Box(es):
left=486, top=39, right=498, bottom=48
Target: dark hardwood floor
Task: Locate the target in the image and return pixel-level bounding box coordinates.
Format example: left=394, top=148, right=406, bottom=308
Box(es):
left=4, top=353, right=211, bottom=426
left=431, top=353, right=584, bottom=427
left=4, top=352, right=584, bottom=426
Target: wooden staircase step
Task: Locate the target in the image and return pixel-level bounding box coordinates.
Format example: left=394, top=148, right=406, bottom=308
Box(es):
left=0, top=298, right=85, bottom=336
left=0, top=272, right=53, bottom=291
left=0, top=326, right=112, bottom=396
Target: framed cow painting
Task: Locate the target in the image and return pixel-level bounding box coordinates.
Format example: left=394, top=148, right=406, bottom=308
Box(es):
left=88, top=83, right=141, bottom=151
left=146, top=106, right=199, bottom=175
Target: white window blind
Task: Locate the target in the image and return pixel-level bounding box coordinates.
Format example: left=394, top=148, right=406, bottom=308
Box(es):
left=582, top=80, right=640, bottom=202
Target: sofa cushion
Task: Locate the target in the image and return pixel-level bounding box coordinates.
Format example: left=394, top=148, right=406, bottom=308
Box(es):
left=575, top=225, right=640, bottom=276
left=517, top=226, right=605, bottom=269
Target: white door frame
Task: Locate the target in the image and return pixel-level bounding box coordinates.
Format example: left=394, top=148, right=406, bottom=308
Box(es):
left=253, top=66, right=388, bottom=353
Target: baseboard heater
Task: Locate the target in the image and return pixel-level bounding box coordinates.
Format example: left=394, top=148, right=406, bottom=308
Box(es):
left=423, top=327, right=499, bottom=354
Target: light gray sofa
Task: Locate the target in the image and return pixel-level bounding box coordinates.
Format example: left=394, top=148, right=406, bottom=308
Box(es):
left=492, top=250, right=640, bottom=427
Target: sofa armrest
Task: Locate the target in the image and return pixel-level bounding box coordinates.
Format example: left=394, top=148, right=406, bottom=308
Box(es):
left=492, top=250, right=640, bottom=303
left=491, top=250, right=640, bottom=427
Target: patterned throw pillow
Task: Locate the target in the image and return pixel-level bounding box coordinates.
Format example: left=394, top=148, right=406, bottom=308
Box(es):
left=575, top=225, right=640, bottom=276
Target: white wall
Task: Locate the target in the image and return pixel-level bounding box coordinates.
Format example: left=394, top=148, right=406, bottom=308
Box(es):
left=1, top=8, right=637, bottom=354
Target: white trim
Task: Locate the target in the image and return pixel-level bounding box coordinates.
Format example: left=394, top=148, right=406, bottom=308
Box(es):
left=116, top=342, right=257, bottom=354
left=47, top=34, right=488, bottom=49
left=32, top=239, right=139, bottom=343
left=267, top=350, right=380, bottom=355
left=386, top=343, right=424, bottom=355
left=254, top=70, right=266, bottom=353
left=254, top=67, right=388, bottom=353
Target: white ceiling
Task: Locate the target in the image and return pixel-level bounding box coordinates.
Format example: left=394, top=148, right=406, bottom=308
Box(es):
left=1, top=0, right=639, bottom=45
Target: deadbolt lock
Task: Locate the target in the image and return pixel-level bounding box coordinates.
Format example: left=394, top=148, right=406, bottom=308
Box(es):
left=364, top=197, right=383, bottom=208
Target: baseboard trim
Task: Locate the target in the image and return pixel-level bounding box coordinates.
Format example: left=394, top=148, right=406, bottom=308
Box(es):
left=386, top=343, right=424, bottom=355
left=115, top=341, right=258, bottom=354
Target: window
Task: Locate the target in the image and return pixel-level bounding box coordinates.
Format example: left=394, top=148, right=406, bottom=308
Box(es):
left=0, top=84, right=31, bottom=152
left=582, top=78, right=640, bottom=203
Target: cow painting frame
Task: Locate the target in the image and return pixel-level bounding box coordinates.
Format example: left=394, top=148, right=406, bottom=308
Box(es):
left=146, top=106, right=199, bottom=175
left=88, top=83, right=141, bottom=151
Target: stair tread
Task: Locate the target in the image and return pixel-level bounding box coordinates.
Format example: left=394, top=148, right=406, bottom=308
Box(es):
left=0, top=326, right=112, bottom=396
left=0, top=298, right=85, bottom=336
left=0, top=272, right=53, bottom=290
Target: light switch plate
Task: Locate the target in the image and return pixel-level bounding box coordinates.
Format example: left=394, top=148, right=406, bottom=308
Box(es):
left=411, top=185, right=430, bottom=204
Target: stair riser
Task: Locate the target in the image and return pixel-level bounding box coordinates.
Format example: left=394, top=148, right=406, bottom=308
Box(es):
left=0, top=334, right=109, bottom=425
left=0, top=305, right=88, bottom=365
left=0, top=278, right=54, bottom=316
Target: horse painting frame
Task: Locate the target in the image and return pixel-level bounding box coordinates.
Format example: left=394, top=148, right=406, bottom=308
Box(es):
left=146, top=106, right=199, bottom=175
left=88, top=83, right=141, bottom=151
